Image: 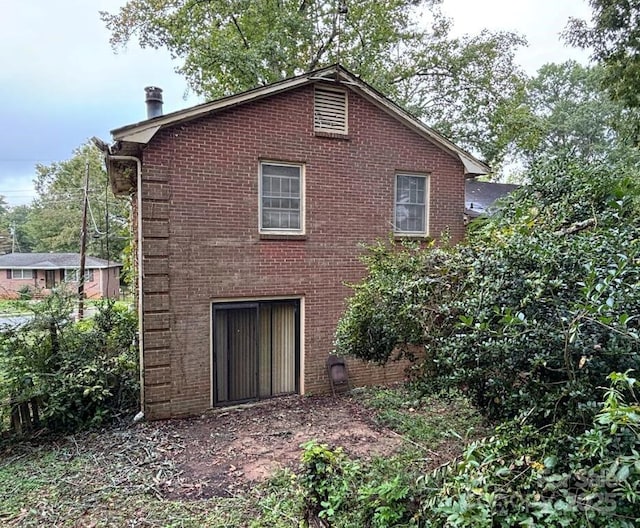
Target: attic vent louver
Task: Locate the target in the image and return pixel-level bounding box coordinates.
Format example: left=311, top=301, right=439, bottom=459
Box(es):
left=314, top=87, right=347, bottom=134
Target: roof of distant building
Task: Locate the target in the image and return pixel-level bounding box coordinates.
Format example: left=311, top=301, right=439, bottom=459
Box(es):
left=465, top=180, right=520, bottom=218
left=0, top=253, right=121, bottom=269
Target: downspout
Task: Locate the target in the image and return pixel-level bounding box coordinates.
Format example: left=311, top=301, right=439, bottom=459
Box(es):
left=107, top=155, right=145, bottom=418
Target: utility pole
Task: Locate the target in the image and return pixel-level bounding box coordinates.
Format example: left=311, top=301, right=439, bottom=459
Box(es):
left=78, top=161, right=90, bottom=320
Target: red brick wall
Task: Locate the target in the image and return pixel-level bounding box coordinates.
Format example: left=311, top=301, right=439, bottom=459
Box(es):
left=0, top=272, right=39, bottom=298
left=138, top=84, right=466, bottom=419
left=0, top=268, right=116, bottom=299
left=95, top=267, right=121, bottom=299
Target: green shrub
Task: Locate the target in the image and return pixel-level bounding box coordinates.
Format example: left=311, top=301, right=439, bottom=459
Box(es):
left=16, top=285, right=32, bottom=301
left=337, top=160, right=640, bottom=429
left=334, top=238, right=468, bottom=368
left=0, top=291, right=139, bottom=434
left=418, top=372, right=640, bottom=527
left=300, top=440, right=361, bottom=523
left=298, top=440, right=417, bottom=527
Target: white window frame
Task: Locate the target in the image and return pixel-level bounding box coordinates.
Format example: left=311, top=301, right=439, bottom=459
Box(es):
left=394, top=173, right=429, bottom=236
left=259, top=161, right=305, bottom=235
left=67, top=269, right=94, bottom=283
left=10, top=269, right=33, bottom=280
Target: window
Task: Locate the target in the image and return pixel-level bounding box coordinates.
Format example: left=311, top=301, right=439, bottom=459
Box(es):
left=8, top=269, right=33, bottom=280
left=395, top=174, right=428, bottom=235
left=67, top=269, right=94, bottom=282
left=260, top=162, right=304, bottom=233
left=314, top=87, right=347, bottom=134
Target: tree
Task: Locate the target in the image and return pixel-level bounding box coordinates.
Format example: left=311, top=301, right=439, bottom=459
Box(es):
left=494, top=61, right=640, bottom=169
left=101, top=0, right=526, bottom=164
left=393, top=20, right=527, bottom=162
left=565, top=1, right=640, bottom=111
left=3, top=205, right=36, bottom=253
left=103, top=0, right=428, bottom=98
left=0, top=201, right=36, bottom=254
left=23, top=142, right=129, bottom=261
left=0, top=195, right=14, bottom=254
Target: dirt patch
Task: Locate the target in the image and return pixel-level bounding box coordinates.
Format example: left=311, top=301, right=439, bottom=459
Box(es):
left=145, top=395, right=403, bottom=499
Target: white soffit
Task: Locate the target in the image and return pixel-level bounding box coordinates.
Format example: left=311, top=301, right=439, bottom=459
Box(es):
left=117, top=125, right=161, bottom=144
left=111, top=65, right=489, bottom=175
left=459, top=154, right=489, bottom=176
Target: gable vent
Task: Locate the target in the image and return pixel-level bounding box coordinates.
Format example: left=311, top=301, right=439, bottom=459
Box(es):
left=314, top=87, right=347, bottom=134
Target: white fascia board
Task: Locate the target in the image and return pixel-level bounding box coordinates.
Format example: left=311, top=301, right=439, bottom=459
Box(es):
left=5, top=264, right=117, bottom=270
left=343, top=81, right=489, bottom=175
left=458, top=154, right=490, bottom=176
left=111, top=74, right=318, bottom=144
left=110, top=64, right=489, bottom=175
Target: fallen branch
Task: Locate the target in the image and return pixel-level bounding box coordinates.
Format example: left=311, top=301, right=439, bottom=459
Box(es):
left=554, top=218, right=596, bottom=236
left=388, top=429, right=440, bottom=458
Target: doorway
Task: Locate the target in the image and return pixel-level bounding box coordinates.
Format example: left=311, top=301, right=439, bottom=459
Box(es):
left=45, top=270, right=56, bottom=289
left=213, top=300, right=300, bottom=405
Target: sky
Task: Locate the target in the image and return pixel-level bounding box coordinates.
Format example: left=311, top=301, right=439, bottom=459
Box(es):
left=0, top=0, right=592, bottom=207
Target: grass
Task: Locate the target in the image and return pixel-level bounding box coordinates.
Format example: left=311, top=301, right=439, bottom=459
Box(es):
left=0, top=298, right=133, bottom=316
left=0, top=430, right=257, bottom=527
left=0, top=300, right=31, bottom=315
left=0, top=385, right=488, bottom=527
left=352, top=385, right=485, bottom=446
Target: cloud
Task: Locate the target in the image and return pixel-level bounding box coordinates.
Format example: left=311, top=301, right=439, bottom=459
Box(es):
left=441, top=0, right=591, bottom=73
left=0, top=1, right=199, bottom=206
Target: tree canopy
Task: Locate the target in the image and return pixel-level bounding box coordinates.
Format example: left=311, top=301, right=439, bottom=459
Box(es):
left=494, top=61, right=640, bottom=171
left=103, top=0, right=429, bottom=97
left=101, top=0, right=526, bottom=164
left=565, top=0, right=640, bottom=111
left=7, top=143, right=130, bottom=261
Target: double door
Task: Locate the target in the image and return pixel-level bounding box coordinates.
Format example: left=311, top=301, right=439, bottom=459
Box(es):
left=213, top=300, right=299, bottom=405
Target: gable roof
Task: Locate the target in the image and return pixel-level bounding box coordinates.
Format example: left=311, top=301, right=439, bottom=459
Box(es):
left=102, top=64, right=489, bottom=194
left=465, top=180, right=519, bottom=218
left=0, top=253, right=121, bottom=270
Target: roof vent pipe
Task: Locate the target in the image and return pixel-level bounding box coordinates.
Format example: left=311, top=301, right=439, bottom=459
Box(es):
left=144, top=86, right=163, bottom=118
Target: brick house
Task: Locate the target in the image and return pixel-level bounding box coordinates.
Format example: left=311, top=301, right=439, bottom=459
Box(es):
left=101, top=65, right=488, bottom=420
left=0, top=252, right=121, bottom=299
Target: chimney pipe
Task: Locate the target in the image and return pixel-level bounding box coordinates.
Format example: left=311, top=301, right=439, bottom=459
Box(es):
left=144, top=86, right=163, bottom=119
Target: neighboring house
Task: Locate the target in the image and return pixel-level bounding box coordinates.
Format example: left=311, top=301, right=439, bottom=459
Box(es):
left=100, top=64, right=489, bottom=420
left=465, top=180, right=519, bottom=219
left=0, top=253, right=121, bottom=300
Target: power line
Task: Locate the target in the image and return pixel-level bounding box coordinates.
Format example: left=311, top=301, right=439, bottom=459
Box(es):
left=0, top=158, right=60, bottom=162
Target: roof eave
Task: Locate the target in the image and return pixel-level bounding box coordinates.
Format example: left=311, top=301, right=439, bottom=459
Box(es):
left=111, top=66, right=348, bottom=144
left=340, top=79, right=490, bottom=176
left=109, top=63, right=489, bottom=176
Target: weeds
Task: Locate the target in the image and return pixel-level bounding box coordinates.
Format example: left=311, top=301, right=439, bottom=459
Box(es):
left=0, top=385, right=482, bottom=526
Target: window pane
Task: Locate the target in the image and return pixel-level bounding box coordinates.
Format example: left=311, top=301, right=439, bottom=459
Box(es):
left=261, top=163, right=302, bottom=230
left=395, top=174, right=426, bottom=233
left=12, top=269, right=33, bottom=279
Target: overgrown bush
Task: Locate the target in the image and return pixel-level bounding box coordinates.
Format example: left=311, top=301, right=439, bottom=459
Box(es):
left=336, top=159, right=640, bottom=429
left=298, top=440, right=416, bottom=527
left=335, top=236, right=471, bottom=367
left=17, top=285, right=33, bottom=301
left=0, top=290, right=138, bottom=434
left=418, top=371, right=640, bottom=527
left=261, top=374, right=639, bottom=527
